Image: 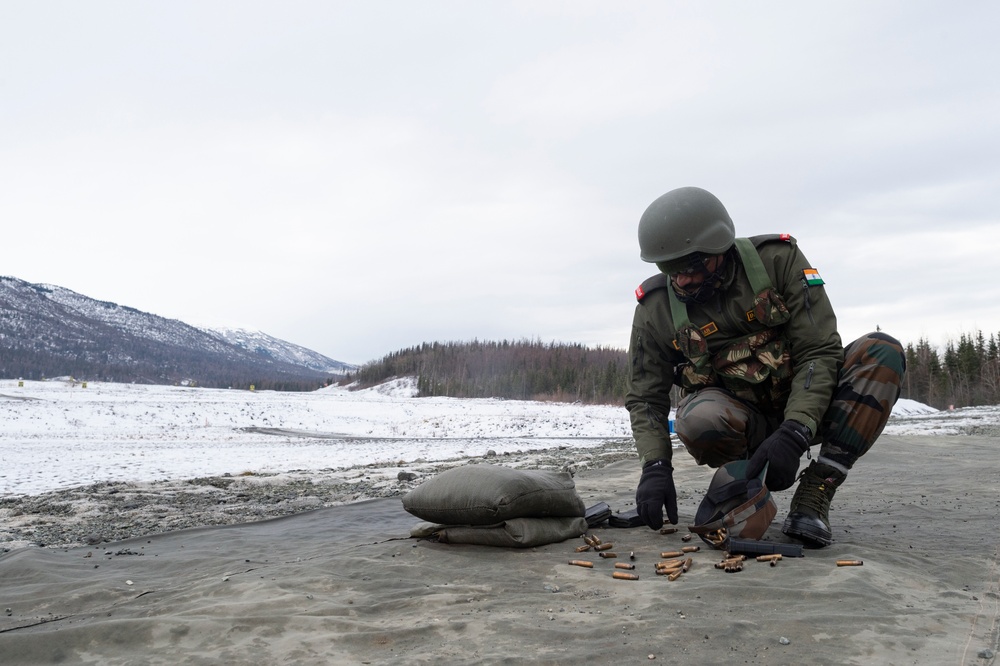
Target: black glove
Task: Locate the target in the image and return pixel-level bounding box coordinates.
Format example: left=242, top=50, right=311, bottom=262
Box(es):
left=746, top=420, right=812, bottom=491
left=635, top=459, right=678, bottom=529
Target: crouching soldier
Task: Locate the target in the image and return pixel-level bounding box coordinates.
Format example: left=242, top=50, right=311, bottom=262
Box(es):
left=627, top=186, right=906, bottom=547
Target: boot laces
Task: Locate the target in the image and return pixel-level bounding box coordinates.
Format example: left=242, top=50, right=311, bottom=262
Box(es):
left=793, top=468, right=836, bottom=514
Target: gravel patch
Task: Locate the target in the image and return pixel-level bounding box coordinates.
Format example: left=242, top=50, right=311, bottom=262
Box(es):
left=0, top=439, right=636, bottom=551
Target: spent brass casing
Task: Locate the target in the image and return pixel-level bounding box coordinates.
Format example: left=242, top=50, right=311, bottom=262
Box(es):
left=568, top=560, right=594, bottom=568
left=667, top=569, right=684, bottom=581
left=655, top=560, right=683, bottom=571
left=660, top=551, right=684, bottom=559
left=682, top=557, right=693, bottom=572
left=575, top=545, right=592, bottom=553
left=715, top=558, right=745, bottom=570
left=615, top=562, right=636, bottom=570
left=836, top=559, right=864, bottom=567
left=599, top=552, right=618, bottom=559
left=612, top=571, right=639, bottom=581
left=681, top=534, right=692, bottom=542
left=756, top=554, right=782, bottom=562
left=659, top=527, right=678, bottom=535
left=681, top=545, right=700, bottom=553
left=594, top=542, right=614, bottom=551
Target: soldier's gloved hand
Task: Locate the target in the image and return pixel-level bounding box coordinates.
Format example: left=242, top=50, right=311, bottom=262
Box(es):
left=635, top=459, right=678, bottom=529
left=746, top=420, right=812, bottom=491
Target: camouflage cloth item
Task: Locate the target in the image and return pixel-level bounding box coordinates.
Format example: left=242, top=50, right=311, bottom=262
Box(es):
left=675, top=387, right=772, bottom=467
left=675, top=332, right=905, bottom=470
left=818, top=331, right=906, bottom=468
left=688, top=459, right=777, bottom=548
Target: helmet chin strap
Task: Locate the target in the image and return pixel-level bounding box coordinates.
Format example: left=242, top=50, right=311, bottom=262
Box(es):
left=674, top=275, right=723, bottom=304
left=673, top=255, right=729, bottom=304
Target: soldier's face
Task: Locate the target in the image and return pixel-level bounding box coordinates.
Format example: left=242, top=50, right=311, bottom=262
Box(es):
left=671, top=254, right=724, bottom=291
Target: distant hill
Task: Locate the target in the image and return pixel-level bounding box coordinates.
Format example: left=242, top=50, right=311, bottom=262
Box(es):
left=0, top=276, right=355, bottom=390
left=202, top=327, right=355, bottom=375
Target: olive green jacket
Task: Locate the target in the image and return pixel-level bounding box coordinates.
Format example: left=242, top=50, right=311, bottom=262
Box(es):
left=626, top=235, right=844, bottom=465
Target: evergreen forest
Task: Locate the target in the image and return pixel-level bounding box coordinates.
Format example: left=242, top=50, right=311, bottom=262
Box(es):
left=343, top=333, right=1000, bottom=409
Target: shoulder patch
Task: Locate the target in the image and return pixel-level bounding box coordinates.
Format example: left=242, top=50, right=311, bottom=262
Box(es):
left=803, top=268, right=824, bottom=286
left=635, top=273, right=670, bottom=302
left=748, top=233, right=797, bottom=247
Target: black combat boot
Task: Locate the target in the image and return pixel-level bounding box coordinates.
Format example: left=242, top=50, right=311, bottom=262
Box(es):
left=781, top=461, right=846, bottom=547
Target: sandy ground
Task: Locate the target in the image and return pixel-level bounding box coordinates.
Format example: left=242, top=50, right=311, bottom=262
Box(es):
left=0, top=434, right=997, bottom=665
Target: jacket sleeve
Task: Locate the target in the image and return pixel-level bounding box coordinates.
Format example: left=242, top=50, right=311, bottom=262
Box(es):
left=625, top=306, right=678, bottom=465
left=767, top=242, right=844, bottom=436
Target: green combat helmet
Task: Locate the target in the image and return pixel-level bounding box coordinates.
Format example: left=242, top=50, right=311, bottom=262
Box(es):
left=637, top=186, right=736, bottom=265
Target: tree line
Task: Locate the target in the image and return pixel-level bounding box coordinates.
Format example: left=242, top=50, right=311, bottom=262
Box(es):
left=344, top=332, right=1000, bottom=409
left=903, top=331, right=1000, bottom=409
left=342, top=339, right=629, bottom=404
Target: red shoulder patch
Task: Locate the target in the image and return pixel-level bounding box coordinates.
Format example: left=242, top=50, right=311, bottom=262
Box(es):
left=779, top=233, right=792, bottom=241
left=635, top=284, right=646, bottom=301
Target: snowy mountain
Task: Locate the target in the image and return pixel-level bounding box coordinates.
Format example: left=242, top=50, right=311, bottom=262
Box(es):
left=0, top=275, right=353, bottom=387
left=202, top=327, right=356, bottom=375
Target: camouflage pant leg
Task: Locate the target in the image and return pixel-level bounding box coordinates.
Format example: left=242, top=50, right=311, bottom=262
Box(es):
left=675, top=387, right=774, bottom=468
left=819, top=331, right=906, bottom=468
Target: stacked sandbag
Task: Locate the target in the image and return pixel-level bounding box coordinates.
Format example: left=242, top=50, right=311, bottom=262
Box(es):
left=402, top=464, right=588, bottom=548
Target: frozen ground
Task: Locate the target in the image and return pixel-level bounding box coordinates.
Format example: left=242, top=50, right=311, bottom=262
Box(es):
left=0, top=377, right=976, bottom=498
left=0, top=378, right=634, bottom=497
left=1, top=378, right=995, bottom=550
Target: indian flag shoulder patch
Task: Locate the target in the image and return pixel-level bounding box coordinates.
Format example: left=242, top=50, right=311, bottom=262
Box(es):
left=803, top=268, right=824, bottom=286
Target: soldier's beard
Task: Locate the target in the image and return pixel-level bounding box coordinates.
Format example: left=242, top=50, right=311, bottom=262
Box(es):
left=672, top=263, right=727, bottom=304
left=674, top=276, right=723, bottom=304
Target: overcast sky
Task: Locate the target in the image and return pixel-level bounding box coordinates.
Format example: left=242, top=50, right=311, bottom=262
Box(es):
left=3, top=2, right=998, bottom=365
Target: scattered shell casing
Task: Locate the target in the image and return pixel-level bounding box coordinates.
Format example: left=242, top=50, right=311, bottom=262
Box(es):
left=715, top=558, right=745, bottom=570
left=660, top=551, right=684, bottom=559
left=629, top=551, right=635, bottom=560
left=654, top=567, right=675, bottom=576
left=615, top=562, right=636, bottom=570
left=681, top=534, right=692, bottom=542
left=655, top=560, right=684, bottom=571
left=583, top=535, right=597, bottom=547
left=756, top=554, right=782, bottom=562
left=599, top=552, right=618, bottom=559
left=724, top=563, right=744, bottom=573
left=682, top=557, right=693, bottom=573
left=612, top=571, right=639, bottom=581
left=705, top=528, right=728, bottom=546
left=594, top=542, right=614, bottom=551
left=591, top=535, right=602, bottom=546
left=568, top=560, right=594, bottom=568
left=770, top=559, right=779, bottom=567
left=575, top=545, right=592, bottom=553
left=836, top=559, right=864, bottom=567
left=659, top=527, right=678, bottom=535
left=681, top=545, right=700, bottom=553
left=667, top=568, right=684, bottom=581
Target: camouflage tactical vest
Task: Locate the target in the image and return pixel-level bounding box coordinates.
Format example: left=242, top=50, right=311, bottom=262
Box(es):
left=670, top=238, right=793, bottom=407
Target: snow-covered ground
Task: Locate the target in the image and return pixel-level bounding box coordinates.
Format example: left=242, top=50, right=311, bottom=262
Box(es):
left=0, top=378, right=983, bottom=497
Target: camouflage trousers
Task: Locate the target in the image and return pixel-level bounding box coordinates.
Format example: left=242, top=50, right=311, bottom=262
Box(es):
left=675, top=332, right=906, bottom=470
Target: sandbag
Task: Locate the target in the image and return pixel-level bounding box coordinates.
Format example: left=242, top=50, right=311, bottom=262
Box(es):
left=402, top=464, right=585, bottom=526
left=410, top=516, right=590, bottom=548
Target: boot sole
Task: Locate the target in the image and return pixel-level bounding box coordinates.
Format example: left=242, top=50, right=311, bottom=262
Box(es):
left=782, top=517, right=833, bottom=548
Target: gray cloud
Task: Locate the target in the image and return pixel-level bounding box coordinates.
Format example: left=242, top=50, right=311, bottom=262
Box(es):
left=2, top=1, right=997, bottom=364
